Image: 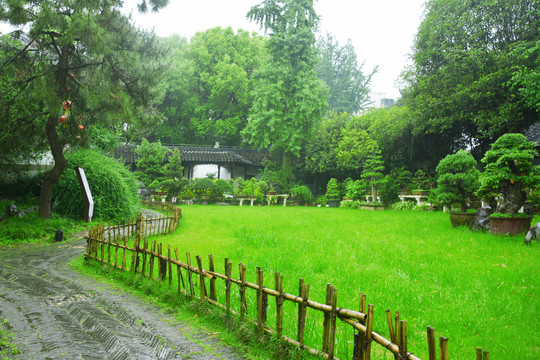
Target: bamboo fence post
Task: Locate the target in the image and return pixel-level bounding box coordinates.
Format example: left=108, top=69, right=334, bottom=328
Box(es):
left=107, top=232, right=111, bottom=264
left=112, top=220, right=116, bottom=247
left=239, top=263, right=247, bottom=321
left=399, top=321, right=408, bottom=359
left=187, top=253, right=194, bottom=297
left=196, top=255, right=206, bottom=302
left=209, top=254, right=217, bottom=301
left=361, top=304, right=374, bottom=360
left=322, top=283, right=331, bottom=353
left=428, top=327, right=437, bottom=360
left=298, top=279, right=311, bottom=349
left=168, top=245, right=172, bottom=286
left=476, top=348, right=482, bottom=360
left=327, top=285, right=337, bottom=359
left=225, top=258, right=232, bottom=312
left=395, top=311, right=400, bottom=352
left=100, top=224, right=105, bottom=262
left=439, top=337, right=449, bottom=360
left=141, top=239, right=148, bottom=276
left=256, top=267, right=264, bottom=333
left=157, top=243, right=163, bottom=280
left=121, top=236, right=128, bottom=270
left=136, top=213, right=142, bottom=240
left=483, top=351, right=489, bottom=360
left=174, top=248, right=185, bottom=292
left=275, top=272, right=284, bottom=339
left=131, top=237, right=139, bottom=272
left=354, top=294, right=367, bottom=360
left=114, top=236, right=119, bottom=268
left=149, top=241, right=156, bottom=279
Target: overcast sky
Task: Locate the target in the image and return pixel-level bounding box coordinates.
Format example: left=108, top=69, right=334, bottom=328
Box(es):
left=122, top=0, right=427, bottom=100
left=0, top=1, right=427, bottom=101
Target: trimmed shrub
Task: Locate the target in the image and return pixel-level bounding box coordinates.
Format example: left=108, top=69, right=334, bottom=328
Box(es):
left=53, top=149, right=139, bottom=220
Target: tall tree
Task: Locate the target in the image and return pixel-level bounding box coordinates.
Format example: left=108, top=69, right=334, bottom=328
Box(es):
left=155, top=28, right=267, bottom=146
left=0, top=0, right=168, bottom=218
left=243, top=0, right=328, bottom=160
left=316, top=33, right=377, bottom=114
left=403, top=0, right=539, bottom=165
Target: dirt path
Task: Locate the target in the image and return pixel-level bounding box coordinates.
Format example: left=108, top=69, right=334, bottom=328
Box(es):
left=0, top=212, right=246, bottom=360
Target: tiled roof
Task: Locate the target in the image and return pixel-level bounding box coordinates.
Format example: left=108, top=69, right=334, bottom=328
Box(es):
left=115, top=145, right=268, bottom=167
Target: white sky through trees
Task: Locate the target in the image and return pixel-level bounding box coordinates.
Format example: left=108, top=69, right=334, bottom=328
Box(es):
left=121, top=0, right=426, bottom=102
left=0, top=0, right=426, bottom=101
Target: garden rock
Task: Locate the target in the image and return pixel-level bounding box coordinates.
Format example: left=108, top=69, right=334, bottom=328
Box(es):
left=6, top=203, right=19, bottom=217
left=524, top=222, right=540, bottom=244
left=469, top=206, right=493, bottom=232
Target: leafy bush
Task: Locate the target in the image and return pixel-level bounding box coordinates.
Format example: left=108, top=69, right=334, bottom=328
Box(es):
left=135, top=138, right=168, bottom=188
left=391, top=201, right=416, bottom=210
left=53, top=149, right=139, bottom=221
left=326, top=178, right=340, bottom=199
left=345, top=180, right=366, bottom=200
left=340, top=200, right=361, bottom=208
left=290, top=185, right=313, bottom=204
left=435, top=150, right=480, bottom=212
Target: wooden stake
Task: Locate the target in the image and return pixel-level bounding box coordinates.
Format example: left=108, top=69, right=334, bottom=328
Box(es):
left=275, top=272, right=284, bottom=339
left=428, top=327, right=437, bottom=360
left=196, top=255, right=206, bottom=301
left=149, top=241, right=156, bottom=279
left=439, top=337, right=449, bottom=360
left=476, top=347, right=482, bottom=360
left=322, top=283, right=332, bottom=353
left=209, top=254, right=216, bottom=301
left=225, top=258, right=232, bottom=312
left=168, top=245, right=172, bottom=286
left=483, top=351, right=489, bottom=360
left=363, top=304, right=374, bottom=360
left=297, top=278, right=310, bottom=350
left=114, top=236, right=119, bottom=268
left=141, top=239, right=148, bottom=276
left=257, top=267, right=264, bottom=334
left=399, top=321, right=408, bottom=359
left=186, top=253, right=194, bottom=297
left=174, top=248, right=185, bottom=289
left=327, top=285, right=337, bottom=359
left=354, top=294, right=367, bottom=360
left=121, top=236, right=127, bottom=270
left=239, top=263, right=247, bottom=320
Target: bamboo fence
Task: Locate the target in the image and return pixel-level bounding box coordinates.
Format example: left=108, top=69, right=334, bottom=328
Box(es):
left=84, top=205, right=488, bottom=360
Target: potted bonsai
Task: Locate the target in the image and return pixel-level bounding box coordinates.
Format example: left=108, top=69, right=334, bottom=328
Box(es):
left=476, top=133, right=540, bottom=236
left=410, top=169, right=429, bottom=195
left=326, top=178, right=341, bottom=207
left=361, top=148, right=386, bottom=209
left=435, top=150, right=480, bottom=227
left=290, top=185, right=313, bottom=206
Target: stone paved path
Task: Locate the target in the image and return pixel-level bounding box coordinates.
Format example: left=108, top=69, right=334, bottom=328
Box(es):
left=0, top=212, right=246, bottom=360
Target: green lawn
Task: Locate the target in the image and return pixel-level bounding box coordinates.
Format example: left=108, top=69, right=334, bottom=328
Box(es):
left=153, top=205, right=540, bottom=359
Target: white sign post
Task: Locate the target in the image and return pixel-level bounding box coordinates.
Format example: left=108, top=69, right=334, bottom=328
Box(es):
left=74, top=167, right=94, bottom=222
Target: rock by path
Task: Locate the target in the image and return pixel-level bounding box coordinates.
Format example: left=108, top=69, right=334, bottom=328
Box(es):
left=0, top=219, right=246, bottom=359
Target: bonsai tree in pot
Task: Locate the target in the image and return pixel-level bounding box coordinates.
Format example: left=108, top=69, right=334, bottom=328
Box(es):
left=325, top=178, right=341, bottom=207
left=361, top=147, right=385, bottom=203
left=290, top=185, right=313, bottom=205
left=435, top=150, right=480, bottom=226
left=476, top=133, right=540, bottom=235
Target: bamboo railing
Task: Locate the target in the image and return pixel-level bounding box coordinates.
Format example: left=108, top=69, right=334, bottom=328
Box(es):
left=84, top=205, right=489, bottom=360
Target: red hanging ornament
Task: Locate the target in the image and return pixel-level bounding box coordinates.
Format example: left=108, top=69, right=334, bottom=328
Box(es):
left=59, top=115, right=66, bottom=124
left=78, top=125, right=85, bottom=130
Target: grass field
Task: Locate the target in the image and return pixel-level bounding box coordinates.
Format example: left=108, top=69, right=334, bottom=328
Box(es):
left=150, top=205, right=540, bottom=359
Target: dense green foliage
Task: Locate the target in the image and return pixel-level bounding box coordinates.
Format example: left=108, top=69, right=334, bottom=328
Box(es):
left=477, top=133, right=540, bottom=214
left=154, top=206, right=540, bottom=359
left=155, top=28, right=266, bottom=146
left=0, top=0, right=169, bottom=218
left=403, top=0, right=539, bottom=161
left=435, top=150, right=480, bottom=212
left=316, top=33, right=376, bottom=113
left=53, top=149, right=139, bottom=220
left=135, top=138, right=168, bottom=188
left=243, top=0, right=328, bottom=159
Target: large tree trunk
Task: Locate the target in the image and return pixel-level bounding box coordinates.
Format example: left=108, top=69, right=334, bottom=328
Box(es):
left=497, top=181, right=527, bottom=215
left=38, top=46, right=69, bottom=219
left=38, top=114, right=68, bottom=218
